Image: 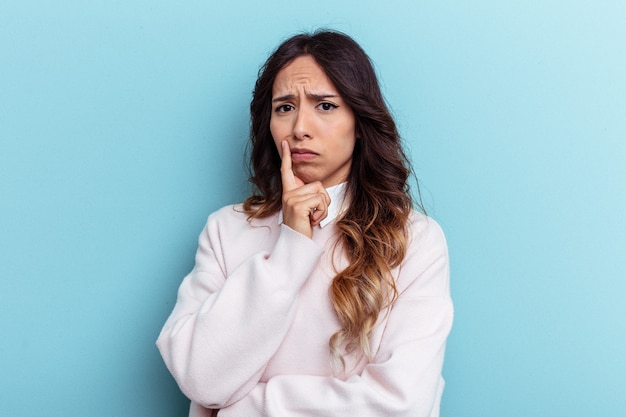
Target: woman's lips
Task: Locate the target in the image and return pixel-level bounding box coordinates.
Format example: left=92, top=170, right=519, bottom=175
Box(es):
left=291, top=148, right=318, bottom=162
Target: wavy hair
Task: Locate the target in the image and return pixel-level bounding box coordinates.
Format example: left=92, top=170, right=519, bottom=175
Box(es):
left=243, top=30, right=415, bottom=368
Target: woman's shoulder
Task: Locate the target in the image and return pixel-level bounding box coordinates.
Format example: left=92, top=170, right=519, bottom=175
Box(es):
left=206, top=203, right=278, bottom=230
left=407, top=209, right=446, bottom=242
left=395, top=210, right=450, bottom=296
left=208, top=203, right=247, bottom=221
left=405, top=209, right=449, bottom=262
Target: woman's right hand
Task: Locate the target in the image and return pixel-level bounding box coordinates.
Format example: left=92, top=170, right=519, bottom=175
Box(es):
left=280, top=140, right=330, bottom=238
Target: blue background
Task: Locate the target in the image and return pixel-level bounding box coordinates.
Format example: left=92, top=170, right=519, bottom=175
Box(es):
left=1, top=1, right=624, bottom=416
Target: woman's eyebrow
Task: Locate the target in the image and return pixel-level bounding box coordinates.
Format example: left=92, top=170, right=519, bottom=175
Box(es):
left=272, top=94, right=295, bottom=103
left=308, top=93, right=339, bottom=101
left=272, top=93, right=338, bottom=102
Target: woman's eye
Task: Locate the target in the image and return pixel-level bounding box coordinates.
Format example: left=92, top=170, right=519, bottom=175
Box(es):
left=276, top=104, right=294, bottom=113
left=318, top=102, right=338, bottom=111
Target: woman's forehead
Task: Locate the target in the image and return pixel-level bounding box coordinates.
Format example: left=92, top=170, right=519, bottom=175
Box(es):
left=272, top=56, right=337, bottom=97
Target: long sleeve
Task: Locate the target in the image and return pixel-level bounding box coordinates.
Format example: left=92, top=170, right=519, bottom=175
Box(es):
left=217, top=214, right=453, bottom=417
left=156, top=207, right=324, bottom=409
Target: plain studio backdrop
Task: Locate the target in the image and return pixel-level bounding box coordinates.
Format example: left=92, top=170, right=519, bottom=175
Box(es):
left=1, top=1, right=624, bottom=416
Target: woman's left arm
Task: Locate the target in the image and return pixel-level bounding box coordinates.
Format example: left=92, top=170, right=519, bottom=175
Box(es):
left=218, top=216, right=453, bottom=417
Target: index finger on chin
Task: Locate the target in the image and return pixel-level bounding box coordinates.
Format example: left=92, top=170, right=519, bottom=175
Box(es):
left=280, top=140, right=298, bottom=192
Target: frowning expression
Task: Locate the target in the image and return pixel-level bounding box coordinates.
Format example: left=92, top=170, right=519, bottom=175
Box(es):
left=270, top=55, right=357, bottom=187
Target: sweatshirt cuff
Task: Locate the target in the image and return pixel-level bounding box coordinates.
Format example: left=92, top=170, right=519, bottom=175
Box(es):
left=265, top=224, right=324, bottom=288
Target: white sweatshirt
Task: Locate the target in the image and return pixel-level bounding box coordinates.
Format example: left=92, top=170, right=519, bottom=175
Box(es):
left=157, top=200, right=453, bottom=417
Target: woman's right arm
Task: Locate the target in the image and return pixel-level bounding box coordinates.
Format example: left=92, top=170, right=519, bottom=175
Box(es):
left=156, top=214, right=324, bottom=409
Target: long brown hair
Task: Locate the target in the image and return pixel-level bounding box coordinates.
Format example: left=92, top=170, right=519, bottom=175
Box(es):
left=243, top=30, right=415, bottom=367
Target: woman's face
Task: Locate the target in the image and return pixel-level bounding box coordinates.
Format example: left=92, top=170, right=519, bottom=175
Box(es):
left=270, top=55, right=356, bottom=188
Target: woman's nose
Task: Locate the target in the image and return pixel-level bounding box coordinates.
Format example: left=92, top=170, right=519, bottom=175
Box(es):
left=293, top=108, right=312, bottom=140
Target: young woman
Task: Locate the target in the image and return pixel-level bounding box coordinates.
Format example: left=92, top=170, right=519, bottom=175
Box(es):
left=157, top=30, right=453, bottom=417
